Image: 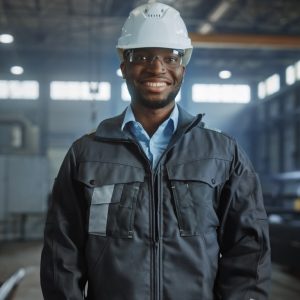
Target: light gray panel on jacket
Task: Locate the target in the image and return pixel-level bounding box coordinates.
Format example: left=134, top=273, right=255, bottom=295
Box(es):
left=89, top=184, right=114, bottom=235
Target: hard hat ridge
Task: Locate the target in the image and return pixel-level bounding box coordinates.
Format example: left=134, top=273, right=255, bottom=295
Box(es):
left=117, top=2, right=193, bottom=66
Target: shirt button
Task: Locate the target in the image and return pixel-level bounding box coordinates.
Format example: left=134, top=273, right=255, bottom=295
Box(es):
left=89, top=179, right=95, bottom=186
left=211, top=178, right=216, bottom=184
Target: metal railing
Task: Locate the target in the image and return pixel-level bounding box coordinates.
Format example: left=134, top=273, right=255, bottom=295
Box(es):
left=0, top=268, right=26, bottom=300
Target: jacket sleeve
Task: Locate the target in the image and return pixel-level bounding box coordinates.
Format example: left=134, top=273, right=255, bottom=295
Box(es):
left=40, top=145, right=87, bottom=300
left=214, top=142, right=271, bottom=300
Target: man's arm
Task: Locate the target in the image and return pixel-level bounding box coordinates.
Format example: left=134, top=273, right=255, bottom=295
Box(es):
left=215, top=144, right=271, bottom=300
left=40, top=146, right=87, bottom=299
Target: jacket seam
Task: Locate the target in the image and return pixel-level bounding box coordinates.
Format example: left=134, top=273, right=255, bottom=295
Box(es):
left=77, top=160, right=144, bottom=169
left=197, top=124, right=236, bottom=141
left=168, top=157, right=231, bottom=168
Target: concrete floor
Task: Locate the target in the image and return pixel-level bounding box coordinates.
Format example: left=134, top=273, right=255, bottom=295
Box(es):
left=0, top=241, right=43, bottom=300
left=0, top=241, right=300, bottom=300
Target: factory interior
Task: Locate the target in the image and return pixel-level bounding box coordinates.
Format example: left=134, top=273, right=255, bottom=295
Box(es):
left=0, top=0, right=300, bottom=299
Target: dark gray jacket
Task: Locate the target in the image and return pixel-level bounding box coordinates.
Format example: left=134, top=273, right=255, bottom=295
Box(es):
left=41, top=106, right=271, bottom=300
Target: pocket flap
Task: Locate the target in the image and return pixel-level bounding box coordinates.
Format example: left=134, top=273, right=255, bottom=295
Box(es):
left=167, top=159, right=229, bottom=187
left=76, top=162, right=145, bottom=187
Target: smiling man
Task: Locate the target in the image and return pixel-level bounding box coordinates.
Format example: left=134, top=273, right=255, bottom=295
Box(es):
left=40, top=2, right=271, bottom=300
left=122, top=48, right=184, bottom=107
left=120, top=47, right=185, bottom=137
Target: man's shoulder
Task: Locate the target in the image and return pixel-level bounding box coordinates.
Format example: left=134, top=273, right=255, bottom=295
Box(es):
left=70, top=111, right=127, bottom=152
left=70, top=131, right=97, bottom=152
left=196, top=122, right=235, bottom=142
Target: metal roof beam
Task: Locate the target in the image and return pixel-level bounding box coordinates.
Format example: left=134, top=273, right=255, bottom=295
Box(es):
left=190, top=33, right=300, bottom=49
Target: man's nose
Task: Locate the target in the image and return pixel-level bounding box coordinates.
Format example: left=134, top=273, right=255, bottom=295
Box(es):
left=149, top=56, right=166, bottom=71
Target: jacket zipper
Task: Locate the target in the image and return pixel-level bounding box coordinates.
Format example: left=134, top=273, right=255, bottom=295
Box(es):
left=149, top=115, right=205, bottom=299
left=150, top=164, right=162, bottom=300
left=129, top=139, right=162, bottom=300
left=122, top=138, right=159, bottom=300
left=119, top=121, right=202, bottom=300
left=157, top=165, right=163, bottom=300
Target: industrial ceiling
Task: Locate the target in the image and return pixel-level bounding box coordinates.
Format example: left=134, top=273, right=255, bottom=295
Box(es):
left=1, top=0, right=300, bottom=84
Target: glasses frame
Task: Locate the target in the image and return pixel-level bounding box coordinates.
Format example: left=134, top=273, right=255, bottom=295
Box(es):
left=125, top=49, right=184, bottom=70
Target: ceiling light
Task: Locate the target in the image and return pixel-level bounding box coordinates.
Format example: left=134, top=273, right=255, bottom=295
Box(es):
left=198, top=23, right=213, bottom=34
left=10, top=66, right=24, bottom=75
left=209, top=2, right=231, bottom=22
left=0, top=33, right=14, bottom=44
left=219, top=70, right=231, bottom=79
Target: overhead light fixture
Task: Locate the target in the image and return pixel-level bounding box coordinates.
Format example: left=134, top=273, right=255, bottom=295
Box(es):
left=198, top=23, right=213, bottom=34
left=219, top=70, right=231, bottom=79
left=10, top=66, right=24, bottom=75
left=209, top=1, right=231, bottom=22
left=0, top=33, right=14, bottom=44
left=197, top=1, right=232, bottom=34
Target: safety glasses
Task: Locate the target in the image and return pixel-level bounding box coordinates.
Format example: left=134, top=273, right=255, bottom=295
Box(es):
left=125, top=49, right=184, bottom=70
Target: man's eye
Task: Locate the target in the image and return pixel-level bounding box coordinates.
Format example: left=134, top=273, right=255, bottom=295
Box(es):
left=165, top=56, right=179, bottom=64
left=135, top=55, right=148, bottom=62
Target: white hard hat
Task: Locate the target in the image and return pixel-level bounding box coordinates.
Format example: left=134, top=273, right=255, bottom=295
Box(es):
left=117, top=2, right=193, bottom=66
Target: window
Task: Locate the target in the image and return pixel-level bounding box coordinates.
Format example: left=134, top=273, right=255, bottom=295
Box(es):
left=296, top=61, right=300, bottom=80
left=266, top=74, right=280, bottom=95
left=121, top=83, right=131, bottom=101
left=286, top=65, right=296, bottom=86
left=258, top=73, right=280, bottom=99
left=192, top=84, right=250, bottom=103
left=258, top=82, right=266, bottom=99
left=50, top=81, right=111, bottom=101
left=0, top=80, right=39, bottom=99
left=285, top=60, right=300, bottom=86
left=121, top=82, right=181, bottom=102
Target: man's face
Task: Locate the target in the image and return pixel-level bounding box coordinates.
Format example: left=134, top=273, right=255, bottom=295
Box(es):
left=121, top=47, right=185, bottom=109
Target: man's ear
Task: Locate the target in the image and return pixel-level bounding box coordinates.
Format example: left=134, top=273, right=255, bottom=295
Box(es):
left=182, top=66, right=186, bottom=76
left=120, top=62, right=126, bottom=79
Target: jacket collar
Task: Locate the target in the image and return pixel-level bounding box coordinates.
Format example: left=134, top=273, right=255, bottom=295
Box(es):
left=95, top=109, right=128, bottom=140
left=95, top=105, right=203, bottom=140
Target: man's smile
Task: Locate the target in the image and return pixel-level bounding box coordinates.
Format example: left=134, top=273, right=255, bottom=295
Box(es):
left=144, top=82, right=167, bottom=87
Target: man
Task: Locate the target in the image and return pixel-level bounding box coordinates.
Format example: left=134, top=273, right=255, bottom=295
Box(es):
left=40, top=2, right=271, bottom=300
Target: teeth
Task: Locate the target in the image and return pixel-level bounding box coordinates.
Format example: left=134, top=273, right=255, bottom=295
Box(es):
left=145, top=82, right=166, bottom=87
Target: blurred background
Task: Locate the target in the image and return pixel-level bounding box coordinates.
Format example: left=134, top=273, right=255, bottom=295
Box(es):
left=0, top=0, right=300, bottom=299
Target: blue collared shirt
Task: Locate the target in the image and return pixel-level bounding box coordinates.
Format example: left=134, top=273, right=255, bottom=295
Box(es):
left=121, top=105, right=179, bottom=168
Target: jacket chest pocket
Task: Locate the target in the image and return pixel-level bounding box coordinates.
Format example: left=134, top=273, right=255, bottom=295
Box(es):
left=167, top=159, right=229, bottom=236
left=76, top=162, right=144, bottom=238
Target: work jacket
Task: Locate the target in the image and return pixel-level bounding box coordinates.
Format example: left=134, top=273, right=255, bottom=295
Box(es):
left=41, top=106, right=271, bottom=300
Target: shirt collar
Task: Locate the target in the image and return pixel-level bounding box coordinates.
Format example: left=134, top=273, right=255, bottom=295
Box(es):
left=121, top=104, right=179, bottom=134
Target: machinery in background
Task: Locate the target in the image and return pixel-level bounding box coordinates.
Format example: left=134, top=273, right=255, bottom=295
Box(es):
left=0, top=115, right=49, bottom=240
left=0, top=115, right=39, bottom=155
left=263, top=172, right=300, bottom=271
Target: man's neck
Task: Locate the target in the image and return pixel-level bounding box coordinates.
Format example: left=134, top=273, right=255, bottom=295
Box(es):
left=131, top=102, right=175, bottom=137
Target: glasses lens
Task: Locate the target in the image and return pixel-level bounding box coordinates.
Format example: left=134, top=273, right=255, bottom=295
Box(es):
left=128, top=49, right=183, bottom=69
